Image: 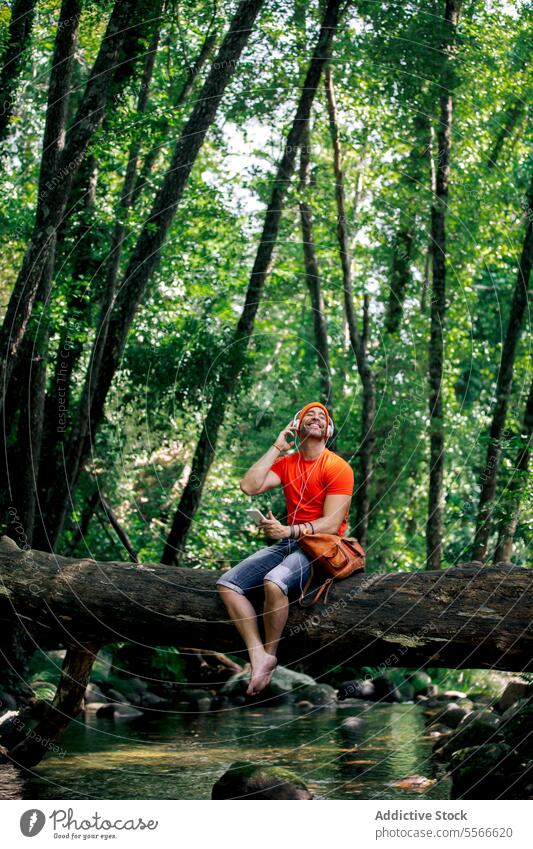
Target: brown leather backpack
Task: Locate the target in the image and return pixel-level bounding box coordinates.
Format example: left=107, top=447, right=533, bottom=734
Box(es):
left=298, top=531, right=365, bottom=607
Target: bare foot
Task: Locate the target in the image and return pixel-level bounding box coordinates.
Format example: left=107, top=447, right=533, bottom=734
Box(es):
left=246, top=652, right=277, bottom=696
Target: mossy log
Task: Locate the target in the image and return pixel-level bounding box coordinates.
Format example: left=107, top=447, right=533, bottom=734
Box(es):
left=1, top=535, right=531, bottom=673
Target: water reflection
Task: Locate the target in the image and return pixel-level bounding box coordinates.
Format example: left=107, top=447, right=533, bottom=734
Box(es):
left=1, top=703, right=451, bottom=800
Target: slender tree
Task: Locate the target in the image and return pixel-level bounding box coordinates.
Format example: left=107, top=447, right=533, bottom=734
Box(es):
left=473, top=169, right=533, bottom=561
left=299, top=120, right=334, bottom=410
left=0, top=0, right=37, bottom=145
left=426, top=0, right=462, bottom=570
left=131, top=28, right=219, bottom=205
left=487, top=98, right=527, bottom=171
left=42, top=0, right=267, bottom=549
left=7, top=6, right=165, bottom=546
left=493, top=378, right=533, bottom=563
left=0, top=0, right=138, bottom=414
left=324, top=64, right=374, bottom=546
left=1, top=0, right=81, bottom=542
left=162, top=0, right=346, bottom=565
left=385, top=112, right=431, bottom=335
left=33, top=24, right=162, bottom=551
left=36, top=10, right=215, bottom=544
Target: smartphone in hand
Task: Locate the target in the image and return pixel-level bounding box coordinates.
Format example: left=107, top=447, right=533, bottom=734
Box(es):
left=246, top=508, right=268, bottom=525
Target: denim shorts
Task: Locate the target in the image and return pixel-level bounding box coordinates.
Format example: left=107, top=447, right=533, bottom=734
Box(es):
left=216, top=539, right=312, bottom=597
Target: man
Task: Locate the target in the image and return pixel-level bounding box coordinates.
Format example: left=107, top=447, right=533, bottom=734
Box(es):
left=216, top=402, right=354, bottom=696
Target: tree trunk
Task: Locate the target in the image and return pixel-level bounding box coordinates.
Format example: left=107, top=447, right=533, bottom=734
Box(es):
left=298, top=121, right=334, bottom=409
left=0, top=0, right=137, bottom=413
left=426, top=0, right=462, bottom=570
left=0, top=0, right=37, bottom=145
left=0, top=0, right=81, bottom=542
left=33, top=22, right=162, bottom=551
left=65, top=490, right=99, bottom=556
left=385, top=225, right=413, bottom=334
left=473, top=170, right=533, bottom=561
left=493, top=379, right=533, bottom=563
left=1, top=534, right=531, bottom=673
left=385, top=113, right=431, bottom=334
left=4, top=643, right=100, bottom=768
left=31, top=156, right=99, bottom=549
left=487, top=98, right=527, bottom=171
left=420, top=126, right=437, bottom=314
left=43, top=0, right=266, bottom=551
left=324, top=65, right=375, bottom=546
left=131, top=29, right=218, bottom=205
left=99, top=495, right=139, bottom=563
left=161, top=0, right=345, bottom=565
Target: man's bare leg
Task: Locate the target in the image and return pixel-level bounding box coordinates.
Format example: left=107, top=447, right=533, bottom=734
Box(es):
left=260, top=579, right=289, bottom=685
left=217, top=585, right=276, bottom=696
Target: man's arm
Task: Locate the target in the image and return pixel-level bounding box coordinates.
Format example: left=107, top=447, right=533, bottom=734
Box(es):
left=258, top=493, right=352, bottom=539
left=240, top=447, right=282, bottom=496
left=306, top=493, right=352, bottom=535
left=240, top=421, right=296, bottom=496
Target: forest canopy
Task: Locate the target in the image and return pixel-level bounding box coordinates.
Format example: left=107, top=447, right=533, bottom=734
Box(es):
left=0, top=0, right=531, bottom=574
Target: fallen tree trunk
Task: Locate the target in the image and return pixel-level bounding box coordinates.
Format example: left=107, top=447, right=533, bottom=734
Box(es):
left=1, top=536, right=531, bottom=674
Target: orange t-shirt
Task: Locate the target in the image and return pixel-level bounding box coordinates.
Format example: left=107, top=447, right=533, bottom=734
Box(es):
left=271, top=448, right=354, bottom=536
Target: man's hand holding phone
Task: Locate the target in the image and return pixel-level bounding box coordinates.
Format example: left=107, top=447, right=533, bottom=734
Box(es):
left=258, top=510, right=289, bottom=540
left=246, top=508, right=288, bottom=539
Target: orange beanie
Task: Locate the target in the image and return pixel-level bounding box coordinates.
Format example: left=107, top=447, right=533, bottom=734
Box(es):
left=296, top=401, right=330, bottom=435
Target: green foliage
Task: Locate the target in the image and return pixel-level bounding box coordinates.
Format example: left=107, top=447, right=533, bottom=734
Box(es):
left=1, top=0, right=531, bottom=579
left=148, top=647, right=186, bottom=682
left=32, top=684, right=57, bottom=703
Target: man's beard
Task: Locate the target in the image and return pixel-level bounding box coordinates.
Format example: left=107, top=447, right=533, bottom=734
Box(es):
left=302, top=423, right=325, bottom=438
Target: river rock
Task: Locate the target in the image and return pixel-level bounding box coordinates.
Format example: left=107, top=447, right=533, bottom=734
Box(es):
left=435, top=710, right=502, bottom=759
left=442, top=690, right=468, bottom=700
left=183, top=689, right=214, bottom=712
left=96, top=703, right=143, bottom=720
left=297, top=684, right=336, bottom=706
left=337, top=679, right=375, bottom=701
left=141, top=691, right=167, bottom=707
left=296, top=700, right=314, bottom=711
left=84, top=701, right=109, bottom=713
left=389, top=774, right=436, bottom=792
left=450, top=743, right=522, bottom=799
left=212, top=761, right=313, bottom=799
left=500, top=699, right=533, bottom=757
left=0, top=710, right=21, bottom=747
left=497, top=679, right=533, bottom=713
left=127, top=677, right=149, bottom=696
left=221, top=665, right=315, bottom=703
left=371, top=676, right=402, bottom=703
left=456, top=698, right=475, bottom=711
left=407, top=671, right=435, bottom=697
left=431, top=702, right=470, bottom=729
left=84, top=683, right=109, bottom=705
left=107, top=688, right=129, bottom=704
left=340, top=716, right=365, bottom=735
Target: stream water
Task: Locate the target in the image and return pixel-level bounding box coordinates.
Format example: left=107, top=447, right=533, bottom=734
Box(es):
left=1, top=701, right=451, bottom=800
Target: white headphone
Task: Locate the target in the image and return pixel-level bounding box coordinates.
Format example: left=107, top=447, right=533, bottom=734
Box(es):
left=292, top=407, right=334, bottom=439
